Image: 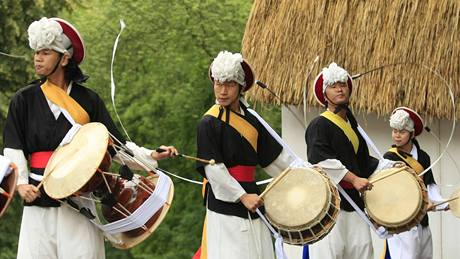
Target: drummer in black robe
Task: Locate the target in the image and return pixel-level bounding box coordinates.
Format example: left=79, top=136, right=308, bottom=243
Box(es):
left=3, top=17, right=176, bottom=259
left=383, top=107, right=448, bottom=259
left=305, top=62, right=396, bottom=259
left=194, top=51, right=296, bottom=259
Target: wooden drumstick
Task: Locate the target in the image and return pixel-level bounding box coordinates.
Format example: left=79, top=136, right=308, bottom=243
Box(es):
left=432, top=196, right=460, bottom=207
left=369, top=166, right=408, bottom=185
left=156, top=148, right=215, bottom=165
left=36, top=172, right=52, bottom=189
left=260, top=167, right=291, bottom=199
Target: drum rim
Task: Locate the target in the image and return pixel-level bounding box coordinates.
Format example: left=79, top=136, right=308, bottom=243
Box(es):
left=364, top=168, right=428, bottom=230
left=265, top=168, right=341, bottom=245
left=0, top=169, right=18, bottom=218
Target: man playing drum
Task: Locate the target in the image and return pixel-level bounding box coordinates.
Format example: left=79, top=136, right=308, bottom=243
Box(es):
left=194, top=51, right=296, bottom=259
left=382, top=107, right=448, bottom=259
left=305, top=62, right=395, bottom=259
left=3, top=17, right=176, bottom=259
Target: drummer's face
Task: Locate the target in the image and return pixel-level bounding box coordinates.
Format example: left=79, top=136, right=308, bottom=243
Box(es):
left=34, top=49, right=63, bottom=76
left=214, top=80, right=241, bottom=107
left=392, top=129, right=412, bottom=147
left=325, top=82, right=350, bottom=105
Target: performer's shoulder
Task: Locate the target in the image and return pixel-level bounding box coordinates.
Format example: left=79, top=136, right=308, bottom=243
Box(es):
left=71, top=82, right=103, bottom=101
left=417, top=148, right=431, bottom=161
left=307, top=115, right=330, bottom=128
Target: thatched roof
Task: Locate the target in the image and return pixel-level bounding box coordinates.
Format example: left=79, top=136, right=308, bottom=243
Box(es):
left=242, top=0, right=460, bottom=120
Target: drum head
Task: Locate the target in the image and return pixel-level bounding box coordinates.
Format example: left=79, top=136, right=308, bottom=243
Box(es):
left=44, top=122, right=109, bottom=199
left=449, top=188, right=460, bottom=218
left=264, top=167, right=330, bottom=229
left=110, top=175, right=174, bottom=249
left=0, top=169, right=18, bottom=218
left=365, top=168, right=424, bottom=227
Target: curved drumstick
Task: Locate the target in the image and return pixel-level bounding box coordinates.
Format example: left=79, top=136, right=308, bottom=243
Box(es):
left=155, top=148, right=215, bottom=165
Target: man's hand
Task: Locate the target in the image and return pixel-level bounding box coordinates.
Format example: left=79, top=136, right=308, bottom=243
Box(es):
left=352, top=177, right=373, bottom=192
left=240, top=193, right=263, bottom=213
left=152, top=145, right=178, bottom=160
left=17, top=184, right=40, bottom=203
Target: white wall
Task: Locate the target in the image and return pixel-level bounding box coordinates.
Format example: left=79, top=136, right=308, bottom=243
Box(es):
left=280, top=105, right=460, bottom=259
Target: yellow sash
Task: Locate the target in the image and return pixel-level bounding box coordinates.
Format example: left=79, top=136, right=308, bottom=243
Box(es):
left=388, top=147, right=425, bottom=174
left=205, top=105, right=258, bottom=152
left=41, top=80, right=90, bottom=125
left=321, top=110, right=359, bottom=153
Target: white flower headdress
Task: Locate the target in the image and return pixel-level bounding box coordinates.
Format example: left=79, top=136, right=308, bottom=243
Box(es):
left=390, top=109, right=414, bottom=132
left=210, top=51, right=246, bottom=87
left=28, top=17, right=72, bottom=56
left=322, top=62, right=349, bottom=92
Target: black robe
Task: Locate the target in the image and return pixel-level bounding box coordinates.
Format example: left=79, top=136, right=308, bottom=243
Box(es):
left=3, top=79, right=124, bottom=207
left=305, top=115, right=379, bottom=211
left=196, top=104, right=282, bottom=219
left=383, top=147, right=435, bottom=227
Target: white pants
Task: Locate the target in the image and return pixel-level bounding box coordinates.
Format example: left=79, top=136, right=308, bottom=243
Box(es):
left=309, top=211, right=373, bottom=259
left=387, top=224, right=432, bottom=259
left=205, top=209, right=275, bottom=259
left=17, top=203, right=104, bottom=259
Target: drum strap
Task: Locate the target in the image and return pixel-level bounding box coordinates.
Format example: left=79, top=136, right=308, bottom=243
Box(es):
left=41, top=80, right=90, bottom=125
left=321, top=110, right=359, bottom=153
left=388, top=148, right=424, bottom=174
left=205, top=105, right=258, bottom=152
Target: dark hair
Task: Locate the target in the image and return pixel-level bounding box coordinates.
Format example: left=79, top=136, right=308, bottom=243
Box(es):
left=64, top=57, right=88, bottom=83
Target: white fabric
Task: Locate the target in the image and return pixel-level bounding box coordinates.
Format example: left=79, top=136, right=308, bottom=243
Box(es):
left=427, top=183, right=448, bottom=210
left=17, top=199, right=104, bottom=259
left=29, top=172, right=43, bottom=182
left=123, top=141, right=158, bottom=169
left=321, top=62, right=349, bottom=92
left=95, top=171, right=170, bottom=234
left=204, top=163, right=246, bottom=203
left=316, top=159, right=348, bottom=184
left=205, top=209, right=275, bottom=259
left=390, top=109, right=415, bottom=133
left=3, top=148, right=28, bottom=185
left=28, top=17, right=73, bottom=56
left=255, top=209, right=287, bottom=259
left=387, top=224, right=433, bottom=259
left=211, top=51, right=246, bottom=86
left=309, top=211, right=374, bottom=259
left=0, top=155, right=12, bottom=183
left=263, top=148, right=295, bottom=178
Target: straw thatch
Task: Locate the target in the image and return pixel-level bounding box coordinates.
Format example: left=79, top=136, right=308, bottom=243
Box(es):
left=242, top=0, right=460, bottom=120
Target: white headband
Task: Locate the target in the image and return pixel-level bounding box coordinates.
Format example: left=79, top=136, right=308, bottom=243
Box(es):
left=28, top=17, right=73, bottom=57
left=390, top=109, right=414, bottom=132
left=322, top=62, right=349, bottom=93
left=211, top=51, right=246, bottom=87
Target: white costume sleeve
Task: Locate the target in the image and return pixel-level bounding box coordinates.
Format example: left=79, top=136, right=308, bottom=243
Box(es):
left=263, top=148, right=295, bottom=178
left=3, top=148, right=29, bottom=185
left=316, top=159, right=349, bottom=184
left=113, top=142, right=158, bottom=171
left=374, top=158, right=397, bottom=173
left=427, top=183, right=448, bottom=210
left=204, top=163, right=246, bottom=203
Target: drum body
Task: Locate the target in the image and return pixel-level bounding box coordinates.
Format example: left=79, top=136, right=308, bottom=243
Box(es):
left=364, top=167, right=428, bottom=234
left=99, top=174, right=174, bottom=249
left=263, top=167, right=340, bottom=245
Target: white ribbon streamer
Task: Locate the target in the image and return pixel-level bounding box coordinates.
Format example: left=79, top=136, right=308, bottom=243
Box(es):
left=255, top=208, right=288, bottom=259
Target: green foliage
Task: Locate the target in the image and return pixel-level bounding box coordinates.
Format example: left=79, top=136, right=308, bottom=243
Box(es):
left=0, top=0, right=282, bottom=258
